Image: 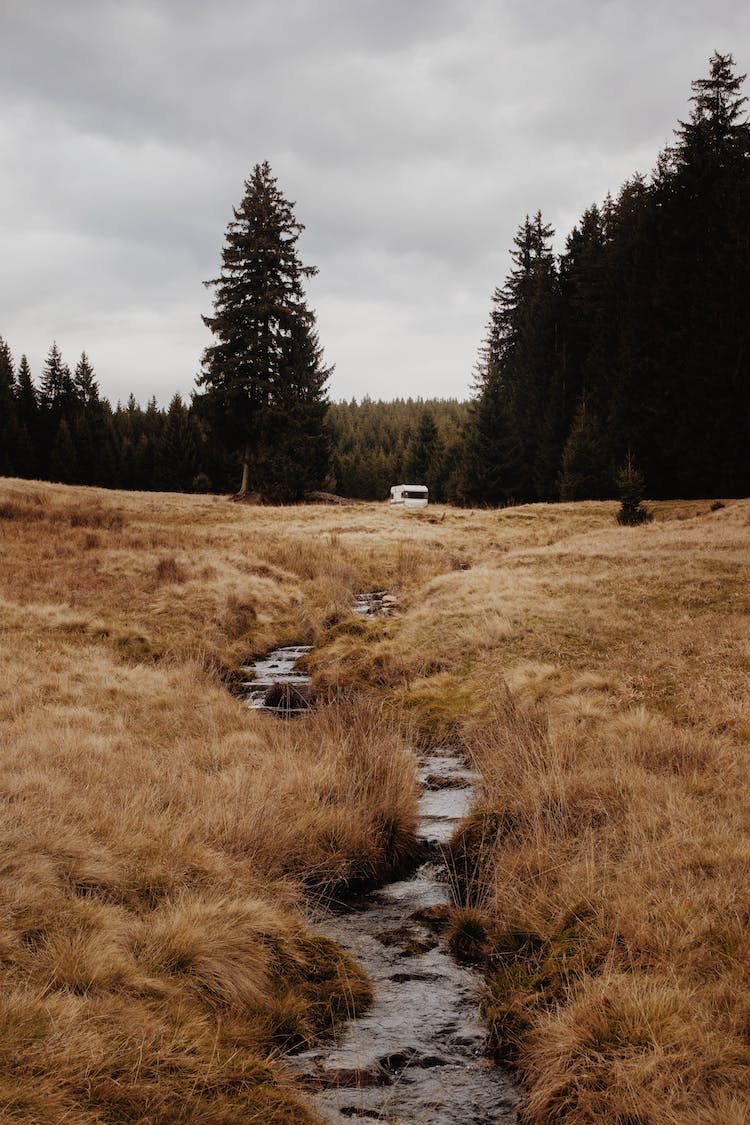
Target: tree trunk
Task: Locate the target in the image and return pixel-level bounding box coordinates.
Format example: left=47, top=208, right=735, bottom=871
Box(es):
left=238, top=447, right=250, bottom=495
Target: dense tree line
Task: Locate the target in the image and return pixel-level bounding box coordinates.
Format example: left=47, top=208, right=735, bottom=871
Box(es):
left=459, top=52, right=750, bottom=503
left=0, top=340, right=467, bottom=499
left=0, top=339, right=223, bottom=492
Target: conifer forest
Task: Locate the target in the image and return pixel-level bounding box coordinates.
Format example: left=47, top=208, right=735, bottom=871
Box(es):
left=1, top=53, right=748, bottom=503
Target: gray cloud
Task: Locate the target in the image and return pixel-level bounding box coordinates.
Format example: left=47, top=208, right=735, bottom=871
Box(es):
left=1, top=0, right=749, bottom=405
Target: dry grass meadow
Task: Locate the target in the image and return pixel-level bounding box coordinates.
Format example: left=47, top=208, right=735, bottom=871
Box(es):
left=1, top=477, right=749, bottom=1122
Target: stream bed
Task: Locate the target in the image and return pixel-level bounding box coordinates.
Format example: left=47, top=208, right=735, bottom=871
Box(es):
left=287, top=753, right=519, bottom=1124
left=240, top=594, right=394, bottom=714
left=242, top=598, right=519, bottom=1121
left=241, top=644, right=314, bottom=714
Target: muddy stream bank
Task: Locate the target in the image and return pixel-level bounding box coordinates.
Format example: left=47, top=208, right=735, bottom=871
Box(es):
left=242, top=601, right=519, bottom=1123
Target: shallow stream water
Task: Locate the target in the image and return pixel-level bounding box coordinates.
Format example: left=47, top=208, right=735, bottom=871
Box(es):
left=240, top=593, right=393, bottom=714
left=287, top=753, right=519, bottom=1124
left=242, top=598, right=519, bottom=1122
left=240, top=644, right=314, bottom=714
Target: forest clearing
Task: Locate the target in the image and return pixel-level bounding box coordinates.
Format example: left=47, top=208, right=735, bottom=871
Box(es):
left=1, top=477, right=749, bottom=1121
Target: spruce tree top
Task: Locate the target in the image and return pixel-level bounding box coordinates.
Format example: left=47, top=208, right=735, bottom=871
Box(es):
left=198, top=161, right=324, bottom=448
left=674, top=51, right=749, bottom=166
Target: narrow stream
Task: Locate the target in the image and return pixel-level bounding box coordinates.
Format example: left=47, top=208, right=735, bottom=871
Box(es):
left=287, top=753, right=518, bottom=1124
left=240, top=644, right=314, bottom=714
left=240, top=593, right=393, bottom=714
left=242, top=597, right=519, bottom=1122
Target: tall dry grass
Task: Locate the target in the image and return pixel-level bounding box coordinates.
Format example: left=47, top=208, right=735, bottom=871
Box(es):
left=2, top=477, right=749, bottom=1121
left=0, top=479, right=429, bottom=1121
left=427, top=506, right=749, bottom=1121
left=444, top=692, right=750, bottom=1121
left=295, top=492, right=750, bottom=1120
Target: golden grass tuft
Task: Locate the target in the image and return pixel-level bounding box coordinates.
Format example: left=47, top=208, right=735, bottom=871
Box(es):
left=134, top=895, right=297, bottom=1009
left=154, top=554, right=188, bottom=583
left=520, top=973, right=750, bottom=1124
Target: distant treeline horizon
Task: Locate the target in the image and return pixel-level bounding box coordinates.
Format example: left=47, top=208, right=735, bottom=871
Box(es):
left=1, top=51, right=748, bottom=505
left=0, top=347, right=469, bottom=500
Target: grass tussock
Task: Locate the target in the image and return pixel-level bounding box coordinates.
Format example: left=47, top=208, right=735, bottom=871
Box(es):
left=2, top=477, right=750, bottom=1120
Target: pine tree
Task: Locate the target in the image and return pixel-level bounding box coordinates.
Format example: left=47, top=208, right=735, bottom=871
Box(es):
left=14, top=355, right=39, bottom=478
left=460, top=212, right=557, bottom=504
left=673, top=51, right=749, bottom=171
left=73, top=352, right=99, bottom=407
left=40, top=341, right=75, bottom=418
left=39, top=342, right=78, bottom=476
left=0, top=337, right=19, bottom=474
left=157, top=394, right=200, bottom=491
left=197, top=161, right=331, bottom=499
left=15, top=356, right=38, bottom=434
left=558, top=400, right=610, bottom=500
left=615, top=452, right=653, bottom=525
left=70, top=353, right=99, bottom=484
left=499, top=213, right=559, bottom=500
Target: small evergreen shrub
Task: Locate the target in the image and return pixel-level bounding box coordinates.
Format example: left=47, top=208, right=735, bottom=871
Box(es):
left=616, top=453, right=653, bottom=526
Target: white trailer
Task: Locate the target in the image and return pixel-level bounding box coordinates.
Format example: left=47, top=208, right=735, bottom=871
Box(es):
left=389, top=484, right=428, bottom=509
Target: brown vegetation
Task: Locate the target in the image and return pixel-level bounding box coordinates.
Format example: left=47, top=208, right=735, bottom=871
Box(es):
left=0, top=480, right=425, bottom=1121
left=306, top=493, right=750, bottom=1120
left=1, top=478, right=749, bottom=1121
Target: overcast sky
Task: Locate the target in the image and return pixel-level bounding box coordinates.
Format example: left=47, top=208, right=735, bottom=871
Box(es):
left=1, top=1, right=748, bottom=406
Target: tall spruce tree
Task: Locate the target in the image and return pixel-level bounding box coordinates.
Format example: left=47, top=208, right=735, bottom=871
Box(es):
left=648, top=51, right=750, bottom=496
left=15, top=356, right=37, bottom=434
left=197, top=161, right=331, bottom=500
left=40, top=341, right=74, bottom=418
left=71, top=353, right=98, bottom=484
left=73, top=352, right=99, bottom=407
left=14, top=355, right=38, bottom=478
left=673, top=51, right=749, bottom=170
left=39, top=342, right=78, bottom=476
left=460, top=212, right=557, bottom=505
left=0, top=337, right=19, bottom=474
